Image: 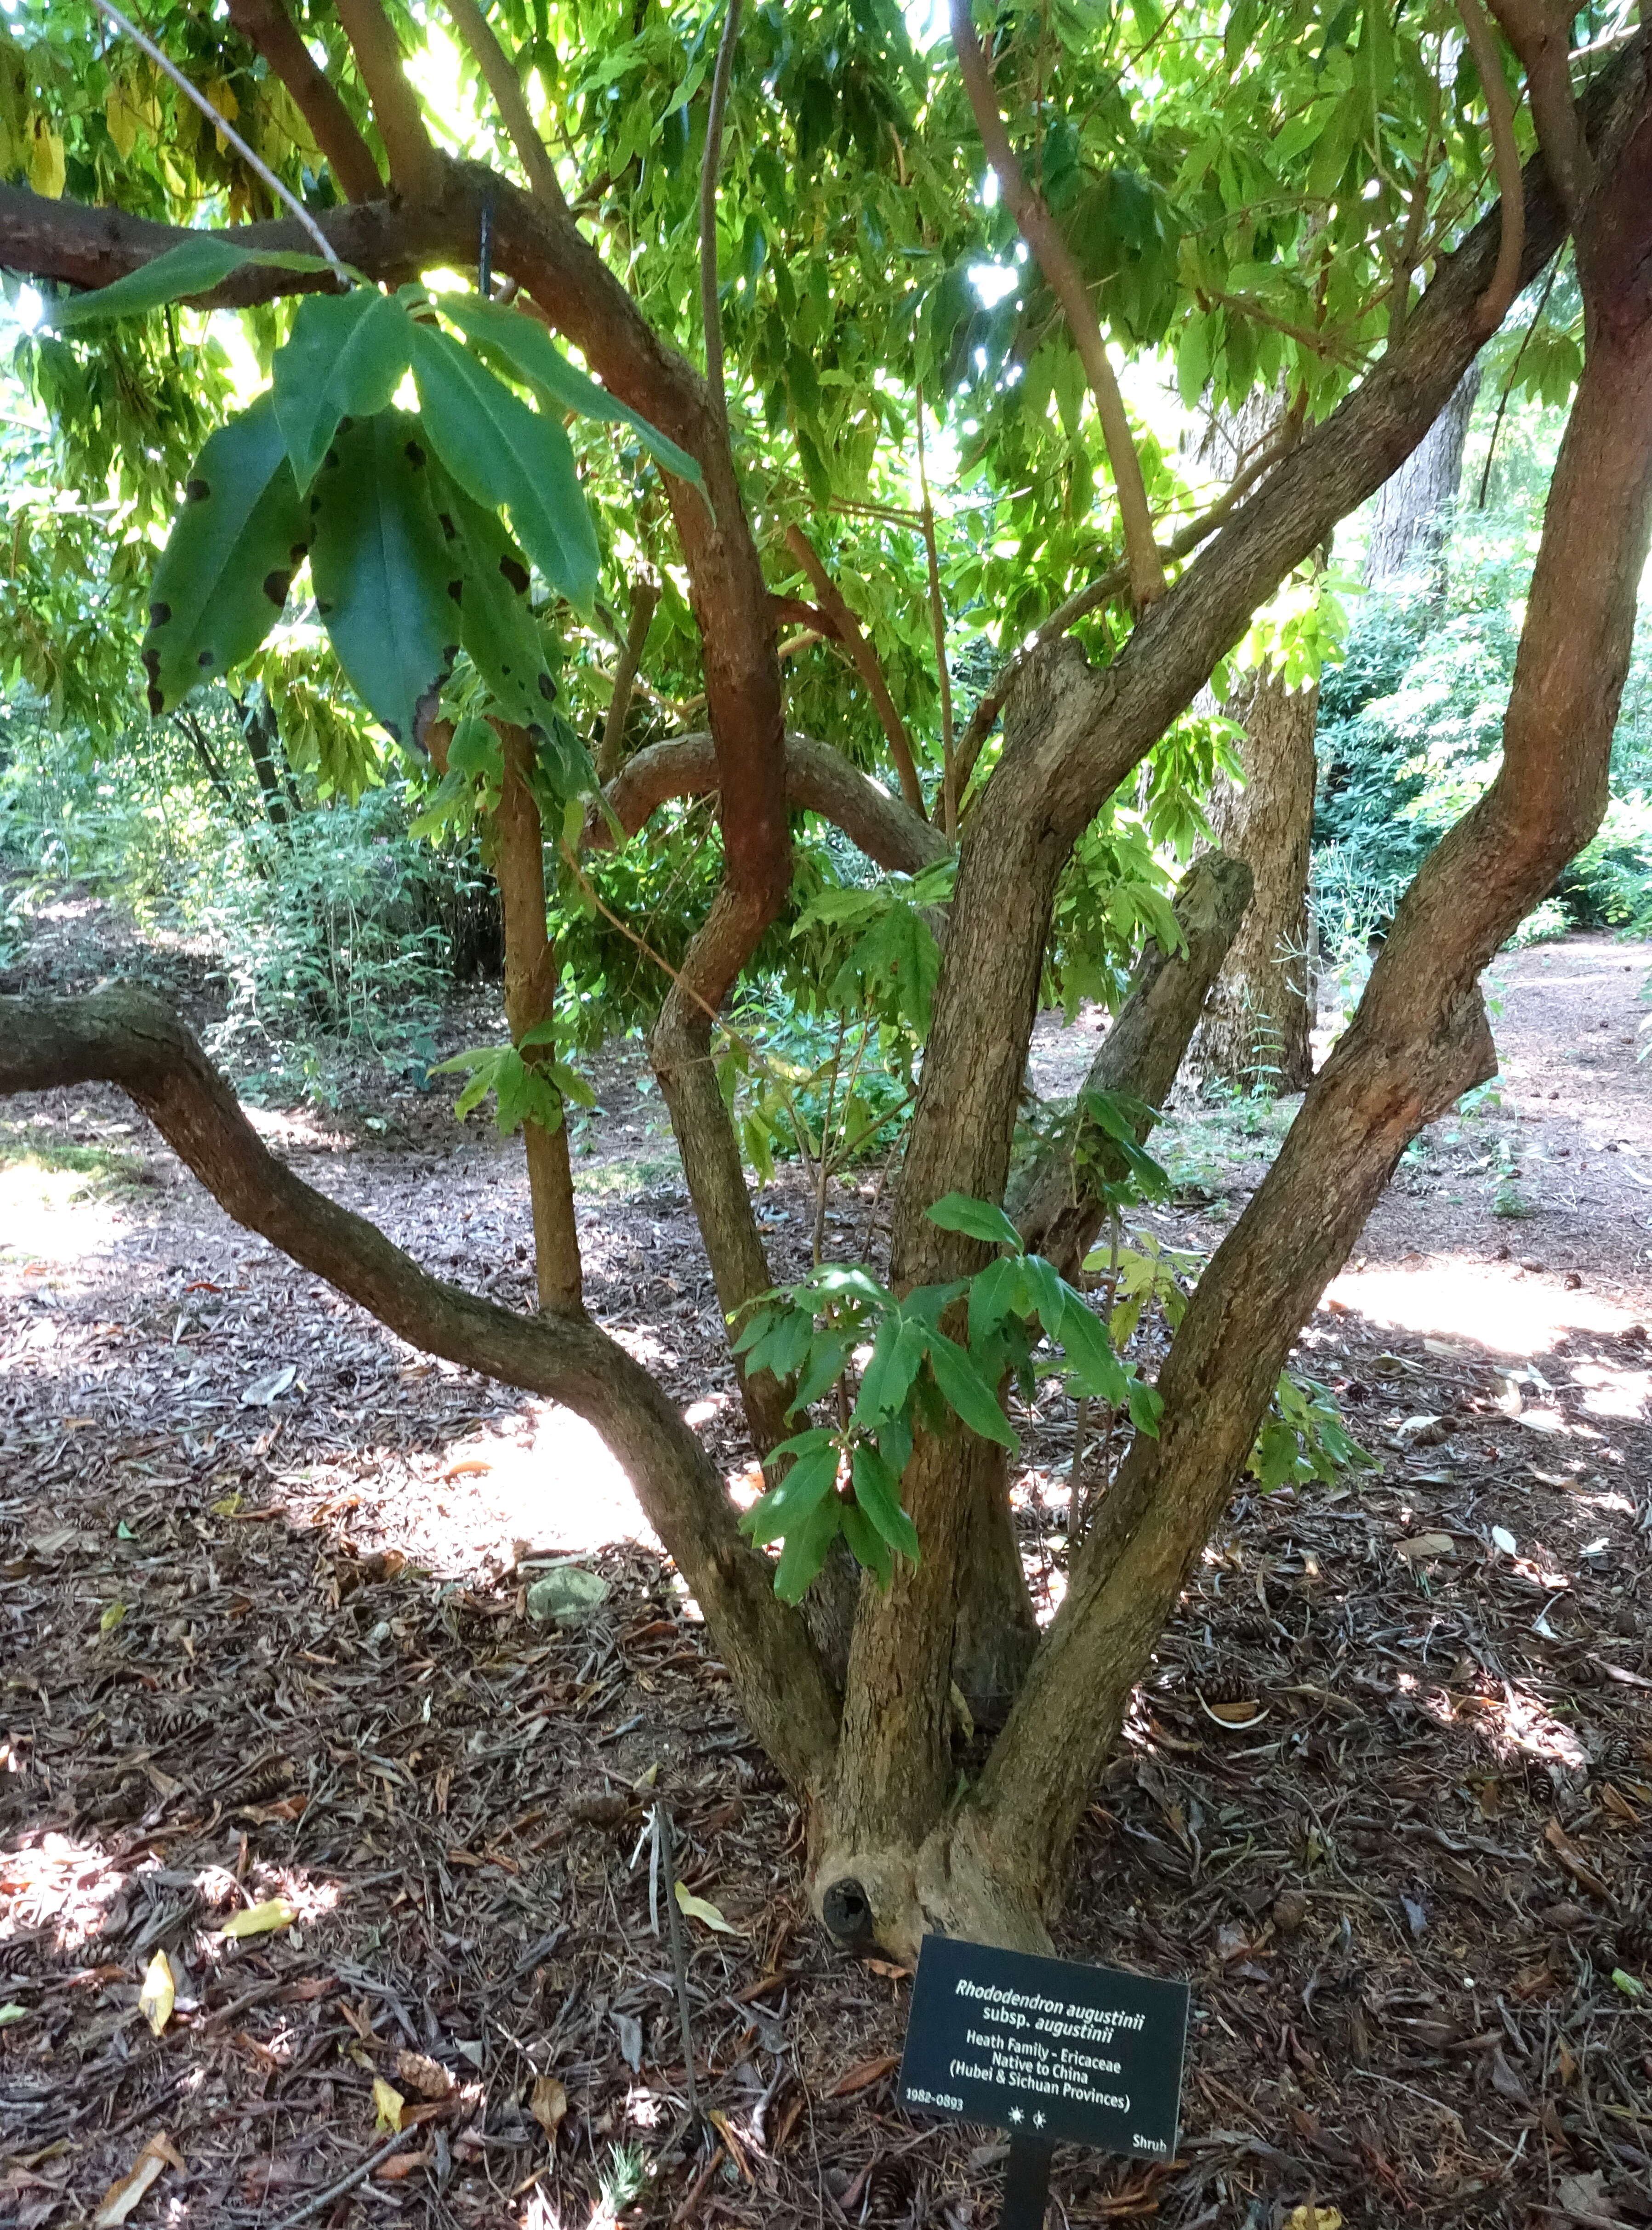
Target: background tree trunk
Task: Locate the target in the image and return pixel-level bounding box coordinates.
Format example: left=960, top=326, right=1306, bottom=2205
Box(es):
left=1363, top=363, right=1482, bottom=591
left=1188, top=666, right=1319, bottom=1093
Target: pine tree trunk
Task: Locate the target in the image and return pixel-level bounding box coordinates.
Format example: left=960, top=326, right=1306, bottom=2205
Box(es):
left=1189, top=666, right=1319, bottom=1093
left=1363, top=364, right=1481, bottom=591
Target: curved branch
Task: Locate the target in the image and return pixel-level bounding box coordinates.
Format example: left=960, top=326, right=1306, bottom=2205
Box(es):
left=224, top=0, right=383, bottom=205
left=334, top=0, right=442, bottom=199
left=949, top=0, right=1166, bottom=612
left=591, top=731, right=951, bottom=877
left=1457, top=0, right=1527, bottom=334
left=784, top=525, right=926, bottom=815
left=0, top=987, right=840, bottom=1791
left=1487, top=0, right=1594, bottom=220
left=444, top=0, right=568, bottom=216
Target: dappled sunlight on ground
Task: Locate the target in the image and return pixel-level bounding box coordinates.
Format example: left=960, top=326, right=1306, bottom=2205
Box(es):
left=415, top=1398, right=656, bottom=1569
left=1325, top=1256, right=1640, bottom=1360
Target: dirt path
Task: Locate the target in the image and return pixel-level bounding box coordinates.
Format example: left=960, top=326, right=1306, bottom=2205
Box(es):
left=2, top=916, right=1650, bottom=2229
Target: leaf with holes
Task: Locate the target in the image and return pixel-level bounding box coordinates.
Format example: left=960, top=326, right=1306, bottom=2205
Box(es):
left=438, top=293, right=705, bottom=490
left=429, top=466, right=557, bottom=732
left=271, top=289, right=412, bottom=492
left=141, top=394, right=308, bottom=714
left=408, top=322, right=598, bottom=615
left=308, top=411, right=460, bottom=749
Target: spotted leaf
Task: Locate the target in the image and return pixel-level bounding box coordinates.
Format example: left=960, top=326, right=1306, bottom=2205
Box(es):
left=141, top=394, right=308, bottom=715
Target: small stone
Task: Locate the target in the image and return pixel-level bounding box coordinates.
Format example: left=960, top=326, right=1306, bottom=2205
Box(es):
left=526, top=1566, right=609, bottom=1626
left=1272, top=1889, right=1309, bottom=1934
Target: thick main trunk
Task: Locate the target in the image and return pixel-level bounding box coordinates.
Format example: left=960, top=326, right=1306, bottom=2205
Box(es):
left=808, top=56, right=1652, bottom=1954
left=1189, top=667, right=1319, bottom=1094
left=495, top=726, right=583, bottom=1315
left=950, top=244, right=1652, bottom=1946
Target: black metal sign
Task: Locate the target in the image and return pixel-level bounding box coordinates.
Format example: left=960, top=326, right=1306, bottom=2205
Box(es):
left=897, top=1934, right=1189, bottom=2222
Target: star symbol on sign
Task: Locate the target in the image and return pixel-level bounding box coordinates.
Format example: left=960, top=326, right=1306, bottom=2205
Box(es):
left=1008, top=2109, right=1023, bottom=2125
left=1033, top=2113, right=1047, bottom=2130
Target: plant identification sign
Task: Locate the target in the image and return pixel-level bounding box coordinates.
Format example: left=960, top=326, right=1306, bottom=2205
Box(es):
left=897, top=1934, right=1189, bottom=2160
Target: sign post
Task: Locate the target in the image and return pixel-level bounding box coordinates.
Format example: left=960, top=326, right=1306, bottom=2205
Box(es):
left=896, top=1935, right=1189, bottom=2226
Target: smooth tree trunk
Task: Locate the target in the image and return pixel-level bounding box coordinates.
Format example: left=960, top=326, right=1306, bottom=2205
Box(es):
left=1188, top=664, right=1319, bottom=1093
left=1363, top=363, right=1482, bottom=592
left=495, top=725, right=583, bottom=1315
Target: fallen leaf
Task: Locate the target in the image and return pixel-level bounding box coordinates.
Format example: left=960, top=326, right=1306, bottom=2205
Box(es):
left=862, top=1957, right=911, bottom=1980
left=372, top=2076, right=408, bottom=2133
left=1543, top=1818, right=1610, bottom=1900
left=1397, top=1532, right=1455, bottom=1561
left=91, top=2134, right=182, bottom=2227
left=529, top=2073, right=568, bottom=2138
left=1202, top=1697, right=1267, bottom=1726
left=219, top=1897, right=297, bottom=1939
left=138, top=1949, right=175, bottom=2036
left=1612, top=1967, right=1646, bottom=2002
left=241, top=1364, right=298, bottom=1407
left=375, top=2148, right=432, bottom=2182
left=1283, top=2211, right=1342, bottom=2230
left=829, top=2052, right=900, bottom=2098
left=1491, top=1525, right=1519, bottom=1553
left=0, top=2004, right=29, bottom=2026
left=675, top=1883, right=741, bottom=1934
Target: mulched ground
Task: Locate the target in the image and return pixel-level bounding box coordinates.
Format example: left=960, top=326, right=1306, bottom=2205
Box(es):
left=3, top=904, right=1651, bottom=2229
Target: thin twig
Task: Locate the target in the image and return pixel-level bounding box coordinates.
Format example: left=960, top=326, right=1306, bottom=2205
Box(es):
left=1476, top=254, right=1564, bottom=506
left=655, top=1798, right=703, bottom=2137
left=268, top=2128, right=427, bottom=2229
left=916, top=387, right=957, bottom=836
left=700, top=0, right=744, bottom=429
left=90, top=0, right=346, bottom=277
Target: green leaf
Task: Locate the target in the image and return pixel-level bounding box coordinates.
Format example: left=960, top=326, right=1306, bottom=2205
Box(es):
left=54, top=237, right=340, bottom=329
left=924, top=1192, right=1022, bottom=1250
left=840, top=1502, right=894, bottom=1589
left=851, top=1311, right=926, bottom=1424
left=1022, top=1254, right=1067, bottom=1342
left=923, top=1330, right=1017, bottom=1448
left=429, top=466, right=558, bottom=733
left=761, top=1425, right=840, bottom=1465
left=408, top=322, right=599, bottom=616
left=141, top=394, right=307, bottom=715
left=850, top=1440, right=920, bottom=1564
left=308, top=410, right=461, bottom=750
left=1055, top=1293, right=1128, bottom=1406
left=789, top=1329, right=856, bottom=1414
left=271, top=289, right=412, bottom=492
left=967, top=1255, right=1027, bottom=1338
left=438, top=294, right=705, bottom=490
left=741, top=1444, right=839, bottom=1545
left=772, top=1492, right=844, bottom=1603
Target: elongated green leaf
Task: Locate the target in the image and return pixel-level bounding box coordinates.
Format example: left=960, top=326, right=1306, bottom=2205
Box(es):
left=57, top=238, right=340, bottom=328
left=968, top=1256, right=1028, bottom=1338
left=923, top=1330, right=1017, bottom=1448
left=408, top=323, right=598, bottom=615
left=1056, top=1294, right=1128, bottom=1406
left=840, top=1502, right=894, bottom=1589
left=788, top=1330, right=856, bottom=1415
left=1022, top=1254, right=1067, bottom=1341
left=851, top=1441, right=920, bottom=1564
left=851, top=1312, right=926, bottom=1426
left=741, top=1445, right=839, bottom=1546
left=308, top=410, right=460, bottom=749
left=439, top=294, right=704, bottom=489
left=427, top=465, right=558, bottom=732
left=773, top=1493, right=843, bottom=1603
left=141, top=394, right=307, bottom=714
left=925, top=1192, right=1022, bottom=1250
left=272, top=290, right=412, bottom=492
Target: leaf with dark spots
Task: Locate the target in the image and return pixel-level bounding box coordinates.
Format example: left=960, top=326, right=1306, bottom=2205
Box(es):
left=498, top=555, right=529, bottom=596
left=270, top=290, right=412, bottom=493
left=447, top=579, right=463, bottom=604
left=141, top=394, right=307, bottom=714
left=429, top=462, right=560, bottom=737
left=405, top=440, right=427, bottom=467
left=262, top=570, right=293, bottom=607
left=308, top=410, right=459, bottom=753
